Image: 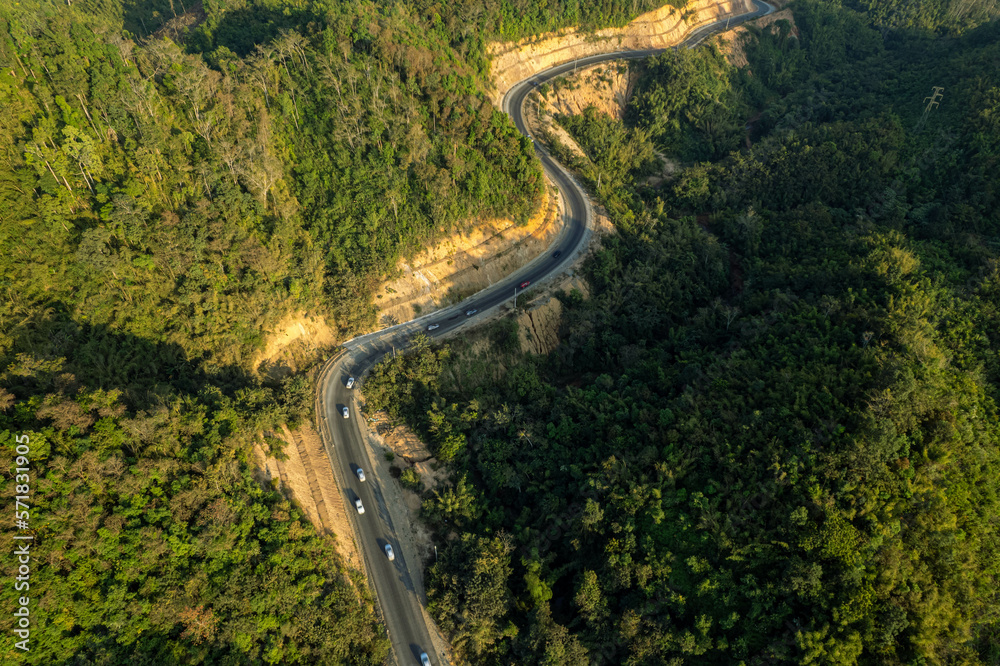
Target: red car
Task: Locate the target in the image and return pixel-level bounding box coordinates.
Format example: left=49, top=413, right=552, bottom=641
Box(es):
left=519, top=280, right=531, bottom=289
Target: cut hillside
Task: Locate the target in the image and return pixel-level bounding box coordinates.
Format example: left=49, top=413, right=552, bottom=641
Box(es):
left=526, top=59, right=638, bottom=165
left=254, top=311, right=338, bottom=380
left=517, top=275, right=591, bottom=355
left=253, top=425, right=364, bottom=576
left=374, top=185, right=560, bottom=326
left=489, top=0, right=754, bottom=105
left=538, top=61, right=638, bottom=120
left=718, top=8, right=799, bottom=67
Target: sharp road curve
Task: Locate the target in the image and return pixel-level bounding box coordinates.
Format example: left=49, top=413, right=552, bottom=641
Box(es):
left=316, top=3, right=774, bottom=664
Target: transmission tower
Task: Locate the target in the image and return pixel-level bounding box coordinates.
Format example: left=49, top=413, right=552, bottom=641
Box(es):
left=915, top=86, right=944, bottom=131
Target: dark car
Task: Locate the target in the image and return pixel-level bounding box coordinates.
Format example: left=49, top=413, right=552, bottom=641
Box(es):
left=552, top=250, right=562, bottom=259
left=519, top=280, right=531, bottom=289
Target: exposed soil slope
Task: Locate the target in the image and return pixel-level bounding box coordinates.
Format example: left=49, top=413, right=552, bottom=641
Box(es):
left=253, top=424, right=364, bottom=575
left=540, top=61, right=638, bottom=120
left=489, top=0, right=754, bottom=105
left=254, top=311, right=337, bottom=379
left=718, top=8, right=798, bottom=67
left=374, top=186, right=560, bottom=326
left=516, top=275, right=591, bottom=355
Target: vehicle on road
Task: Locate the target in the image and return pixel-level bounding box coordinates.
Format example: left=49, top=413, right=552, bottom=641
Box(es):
left=356, top=468, right=366, bottom=482
left=321, top=3, right=771, bottom=655
left=346, top=376, right=355, bottom=389
left=342, top=407, right=349, bottom=419
left=519, top=280, right=531, bottom=289
left=355, top=498, right=364, bottom=514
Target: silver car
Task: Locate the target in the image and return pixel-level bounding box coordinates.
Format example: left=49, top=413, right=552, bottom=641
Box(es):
left=342, top=407, right=349, bottom=419
left=420, top=653, right=431, bottom=666
left=346, top=376, right=355, bottom=389
left=465, top=309, right=478, bottom=316
left=427, top=324, right=440, bottom=331
left=385, top=544, right=395, bottom=561
left=356, top=468, right=366, bottom=482
left=354, top=498, right=364, bottom=514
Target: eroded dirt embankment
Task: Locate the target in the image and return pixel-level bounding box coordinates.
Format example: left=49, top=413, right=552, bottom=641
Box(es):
left=489, top=0, right=754, bottom=105
left=253, top=311, right=337, bottom=380
left=254, top=424, right=365, bottom=579
left=374, top=184, right=560, bottom=326
left=539, top=61, right=638, bottom=120
left=516, top=274, right=591, bottom=355
left=718, top=7, right=798, bottom=67
left=525, top=59, right=682, bottom=187
left=525, top=59, right=637, bottom=163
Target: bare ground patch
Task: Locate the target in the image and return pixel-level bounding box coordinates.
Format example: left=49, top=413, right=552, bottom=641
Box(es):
left=364, top=416, right=444, bottom=563
left=538, top=61, right=638, bottom=120
left=374, top=186, right=561, bottom=328
left=489, top=0, right=756, bottom=105
left=718, top=8, right=799, bottom=68
left=254, top=311, right=338, bottom=381
left=253, top=424, right=364, bottom=575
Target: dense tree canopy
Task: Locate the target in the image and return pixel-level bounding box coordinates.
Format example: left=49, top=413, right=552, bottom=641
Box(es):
left=367, top=2, right=1000, bottom=664
left=0, top=0, right=656, bottom=662
left=5, top=0, right=1000, bottom=662
left=0, top=374, right=388, bottom=663
left=0, top=0, right=700, bottom=659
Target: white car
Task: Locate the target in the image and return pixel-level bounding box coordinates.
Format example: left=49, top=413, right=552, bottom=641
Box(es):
left=385, top=544, right=395, bottom=561
left=342, top=407, right=349, bottom=419
left=427, top=324, right=440, bottom=331
left=346, top=377, right=355, bottom=389
left=355, top=498, right=364, bottom=514
left=420, top=653, right=431, bottom=666
left=356, top=468, right=365, bottom=482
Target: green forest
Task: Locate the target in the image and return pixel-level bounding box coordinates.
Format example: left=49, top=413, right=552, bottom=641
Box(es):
left=4, top=0, right=1000, bottom=663
left=364, top=1, right=1000, bottom=664
left=0, top=0, right=672, bottom=662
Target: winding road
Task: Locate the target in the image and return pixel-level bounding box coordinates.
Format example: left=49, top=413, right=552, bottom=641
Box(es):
left=315, top=2, right=774, bottom=664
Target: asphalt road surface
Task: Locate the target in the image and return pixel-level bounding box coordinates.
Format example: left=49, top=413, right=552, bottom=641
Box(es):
left=317, top=3, right=774, bottom=664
